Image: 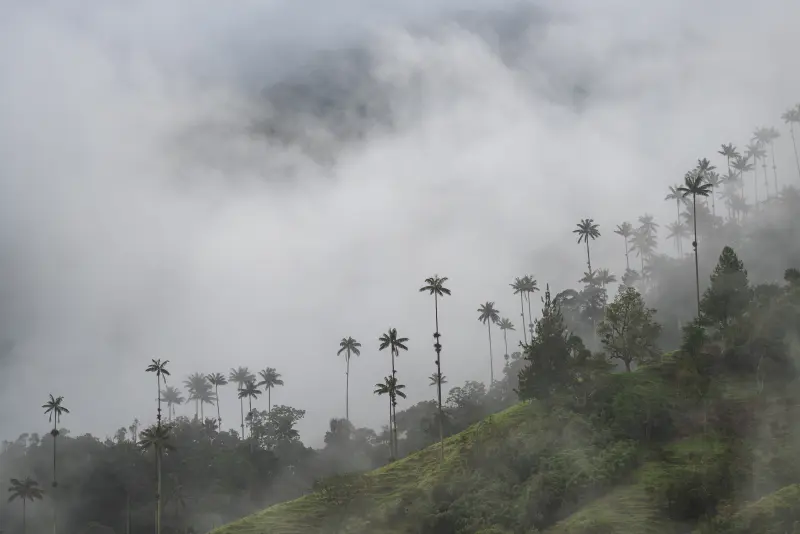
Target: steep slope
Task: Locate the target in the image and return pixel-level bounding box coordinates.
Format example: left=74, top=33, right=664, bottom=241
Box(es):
left=212, top=359, right=800, bottom=534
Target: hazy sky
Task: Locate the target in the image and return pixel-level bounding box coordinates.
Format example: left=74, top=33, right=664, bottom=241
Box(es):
left=0, top=0, right=798, bottom=445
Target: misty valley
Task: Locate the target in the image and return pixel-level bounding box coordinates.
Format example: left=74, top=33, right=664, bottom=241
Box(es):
left=2, top=1, right=800, bottom=533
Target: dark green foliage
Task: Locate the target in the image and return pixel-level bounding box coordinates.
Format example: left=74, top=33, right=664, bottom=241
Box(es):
left=517, top=287, right=575, bottom=400
left=700, top=247, right=751, bottom=327
left=598, top=286, right=662, bottom=372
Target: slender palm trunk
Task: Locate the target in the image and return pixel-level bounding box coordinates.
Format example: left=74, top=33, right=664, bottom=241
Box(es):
left=215, top=385, right=221, bottom=427
left=526, top=293, right=534, bottom=340
left=156, top=448, right=162, bottom=534
left=518, top=293, right=527, bottom=344
left=52, top=420, right=58, bottom=534
left=239, top=392, right=245, bottom=439
left=268, top=388, right=271, bottom=414
left=762, top=158, right=769, bottom=199
left=790, top=124, right=800, bottom=180
left=487, top=321, right=494, bottom=384
left=692, top=194, right=701, bottom=316
left=390, top=349, right=397, bottom=458
left=753, top=164, right=759, bottom=207
left=585, top=241, right=592, bottom=272
left=770, top=142, right=779, bottom=195
left=502, top=329, right=509, bottom=358
left=156, top=376, right=162, bottom=426
left=434, top=293, right=444, bottom=461
left=23, top=499, right=27, bottom=534
left=387, top=396, right=393, bottom=459
left=710, top=184, right=716, bottom=216
left=345, top=349, right=350, bottom=421
left=200, top=402, right=204, bottom=421
left=623, top=235, right=630, bottom=269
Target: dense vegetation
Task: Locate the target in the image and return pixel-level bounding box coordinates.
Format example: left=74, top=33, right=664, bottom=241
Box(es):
left=2, top=106, right=800, bottom=534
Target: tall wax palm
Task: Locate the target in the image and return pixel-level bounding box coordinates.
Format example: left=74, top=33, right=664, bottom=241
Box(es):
left=419, top=274, right=451, bottom=461
left=145, top=359, right=170, bottom=427
left=718, top=143, right=740, bottom=179
left=630, top=227, right=656, bottom=274
left=510, top=277, right=529, bottom=344
left=139, top=423, right=174, bottom=534
left=732, top=154, right=754, bottom=206
left=745, top=141, right=765, bottom=204
left=596, top=268, right=617, bottom=288
left=704, top=171, right=722, bottom=216
left=614, top=222, right=634, bottom=270
left=184, top=373, right=212, bottom=420
left=678, top=166, right=714, bottom=316
left=8, top=477, right=44, bottom=534
left=573, top=218, right=601, bottom=272
left=160, top=386, right=184, bottom=421
left=781, top=105, right=800, bottom=180
left=228, top=367, right=255, bottom=438
left=477, top=302, right=501, bottom=384
left=637, top=213, right=659, bottom=240
left=522, top=276, right=539, bottom=339
left=497, top=318, right=515, bottom=362
left=665, top=185, right=684, bottom=229
left=754, top=127, right=780, bottom=197
left=42, top=395, right=69, bottom=488
left=337, top=337, right=361, bottom=422
left=373, top=376, right=406, bottom=458
left=237, top=381, right=262, bottom=437
left=428, top=373, right=447, bottom=388
left=257, top=367, right=284, bottom=413
left=378, top=328, right=409, bottom=458
left=666, top=221, right=689, bottom=255
left=206, top=373, right=228, bottom=428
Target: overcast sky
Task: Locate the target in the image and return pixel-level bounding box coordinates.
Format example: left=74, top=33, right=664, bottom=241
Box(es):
left=0, top=0, right=798, bottom=445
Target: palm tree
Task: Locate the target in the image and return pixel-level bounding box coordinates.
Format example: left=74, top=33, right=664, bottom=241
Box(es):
left=337, top=337, right=361, bottom=422
left=522, top=275, right=539, bottom=339
left=781, top=105, right=800, bottom=180
left=718, top=143, right=740, bottom=179
left=497, top=318, right=515, bottom=361
left=666, top=221, right=689, bottom=255
left=373, top=376, right=406, bottom=458
left=139, top=424, right=174, bottom=534
left=378, top=328, right=409, bottom=458
left=613, top=222, right=634, bottom=270
left=704, top=171, right=722, bottom=216
left=637, top=213, right=659, bottom=240
left=767, top=126, right=781, bottom=194
left=477, top=302, right=501, bottom=384
left=145, top=359, right=170, bottom=427
left=42, top=395, right=69, bottom=489
left=596, top=268, right=617, bottom=288
left=754, top=127, right=780, bottom=197
left=428, top=373, right=447, bottom=387
left=160, top=386, right=184, bottom=421
left=678, top=165, right=713, bottom=316
left=184, top=373, right=212, bottom=420
left=510, top=277, right=529, bottom=344
left=630, top=227, right=656, bottom=274
left=419, top=274, right=451, bottom=461
left=745, top=141, right=765, bottom=205
left=257, top=367, right=284, bottom=413
left=238, top=381, right=262, bottom=437
left=573, top=218, right=601, bottom=272
left=732, top=154, right=754, bottom=206
left=7, top=477, right=44, bottom=534
left=206, top=373, right=228, bottom=428
left=228, top=367, right=255, bottom=438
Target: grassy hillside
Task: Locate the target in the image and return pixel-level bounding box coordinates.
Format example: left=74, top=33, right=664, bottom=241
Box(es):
left=212, top=351, right=800, bottom=534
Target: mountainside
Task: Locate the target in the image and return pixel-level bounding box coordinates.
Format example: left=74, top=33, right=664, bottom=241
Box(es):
left=211, top=348, right=800, bottom=534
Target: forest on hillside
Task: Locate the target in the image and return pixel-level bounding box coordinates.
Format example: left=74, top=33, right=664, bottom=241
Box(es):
left=2, top=104, right=800, bottom=534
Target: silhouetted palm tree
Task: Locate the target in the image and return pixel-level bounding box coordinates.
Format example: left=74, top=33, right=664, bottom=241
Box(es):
left=614, top=222, right=634, bottom=270
left=573, top=218, right=601, bottom=272
left=419, top=274, right=451, bottom=461
left=337, top=337, right=361, bottom=422
left=596, top=268, right=616, bottom=288
left=160, top=386, right=184, bottom=421
left=228, top=367, right=255, bottom=438
left=184, top=373, right=212, bottom=420
left=139, top=424, right=174, bottom=534
left=745, top=141, right=765, bottom=204
left=8, top=477, right=44, bottom=534
left=781, top=105, right=800, bottom=180
left=510, top=277, right=529, bottom=344
left=378, top=328, right=409, bottom=458
left=704, top=171, right=722, bottom=216
left=718, top=143, right=740, bottom=179
left=374, top=376, right=406, bottom=459
left=498, top=318, right=515, bottom=362
left=428, top=373, right=447, bottom=387
left=257, top=368, right=284, bottom=413
left=522, top=275, right=539, bottom=339
left=206, top=373, right=228, bottom=428
left=42, top=395, right=69, bottom=489
left=678, top=165, right=713, bottom=315
left=238, top=381, right=262, bottom=438
left=145, top=359, right=170, bottom=427
left=666, top=221, right=689, bottom=255
left=732, top=154, right=754, bottom=206
left=477, top=302, right=501, bottom=384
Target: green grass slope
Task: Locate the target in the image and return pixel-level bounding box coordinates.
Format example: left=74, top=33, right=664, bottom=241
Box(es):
left=213, top=363, right=800, bottom=534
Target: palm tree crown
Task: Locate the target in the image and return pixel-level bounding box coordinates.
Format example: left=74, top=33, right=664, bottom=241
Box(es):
left=337, top=337, right=362, bottom=361
left=477, top=302, right=500, bottom=325
left=42, top=394, right=69, bottom=427
left=8, top=477, right=44, bottom=502
left=419, top=275, right=452, bottom=298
